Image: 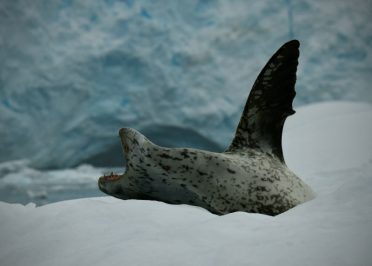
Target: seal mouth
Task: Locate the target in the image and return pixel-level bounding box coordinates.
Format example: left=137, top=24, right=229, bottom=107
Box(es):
left=102, top=172, right=121, bottom=181
left=98, top=171, right=125, bottom=191
left=98, top=128, right=135, bottom=187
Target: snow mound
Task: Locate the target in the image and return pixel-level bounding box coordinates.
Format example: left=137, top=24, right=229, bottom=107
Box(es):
left=1, top=0, right=371, bottom=168
left=0, top=101, right=372, bottom=266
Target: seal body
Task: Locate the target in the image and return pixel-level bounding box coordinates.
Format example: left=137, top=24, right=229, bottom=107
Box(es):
left=98, top=40, right=315, bottom=215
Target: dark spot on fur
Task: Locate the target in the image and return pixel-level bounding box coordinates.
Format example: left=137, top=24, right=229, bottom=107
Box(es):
left=227, top=168, right=236, bottom=174
left=159, top=153, right=172, bottom=159
left=159, top=153, right=182, bottom=161
left=197, top=170, right=207, bottom=176
left=132, top=138, right=139, bottom=145
left=180, top=150, right=190, bottom=158
left=261, top=177, right=274, bottom=183
left=256, top=186, right=269, bottom=192
left=161, top=165, right=171, bottom=171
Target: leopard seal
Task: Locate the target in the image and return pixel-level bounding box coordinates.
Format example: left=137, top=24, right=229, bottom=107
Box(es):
left=98, top=40, right=315, bottom=215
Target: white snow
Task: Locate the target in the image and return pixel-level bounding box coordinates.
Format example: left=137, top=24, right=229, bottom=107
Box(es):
left=1, top=102, right=372, bottom=266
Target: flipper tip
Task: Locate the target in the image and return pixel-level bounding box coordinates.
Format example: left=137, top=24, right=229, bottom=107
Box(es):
left=284, top=39, right=300, bottom=48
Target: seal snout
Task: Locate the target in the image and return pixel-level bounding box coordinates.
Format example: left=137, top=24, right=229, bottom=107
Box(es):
left=117, top=128, right=152, bottom=178
left=98, top=176, right=107, bottom=192
left=118, top=128, right=149, bottom=157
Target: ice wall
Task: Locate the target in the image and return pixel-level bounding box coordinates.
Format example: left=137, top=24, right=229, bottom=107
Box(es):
left=0, top=0, right=371, bottom=168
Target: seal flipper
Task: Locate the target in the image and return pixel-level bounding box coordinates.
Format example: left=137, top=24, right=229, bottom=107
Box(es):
left=226, top=40, right=299, bottom=162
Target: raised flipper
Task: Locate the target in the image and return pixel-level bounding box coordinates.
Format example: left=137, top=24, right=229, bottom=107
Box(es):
left=226, top=40, right=299, bottom=162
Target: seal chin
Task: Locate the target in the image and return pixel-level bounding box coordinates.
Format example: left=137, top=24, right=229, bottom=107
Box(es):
left=97, top=176, right=107, bottom=193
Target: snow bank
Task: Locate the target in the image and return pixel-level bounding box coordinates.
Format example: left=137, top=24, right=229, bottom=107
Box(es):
left=283, top=101, right=372, bottom=175
left=0, top=102, right=372, bottom=266
left=1, top=0, right=371, bottom=168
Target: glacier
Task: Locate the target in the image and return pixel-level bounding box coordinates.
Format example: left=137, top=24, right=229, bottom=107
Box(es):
left=0, top=0, right=371, bottom=168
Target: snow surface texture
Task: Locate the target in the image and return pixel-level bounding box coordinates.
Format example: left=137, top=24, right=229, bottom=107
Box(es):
left=1, top=102, right=372, bottom=266
left=1, top=0, right=372, bottom=168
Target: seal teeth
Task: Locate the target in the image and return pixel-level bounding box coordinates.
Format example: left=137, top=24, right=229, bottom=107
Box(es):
left=103, top=172, right=120, bottom=181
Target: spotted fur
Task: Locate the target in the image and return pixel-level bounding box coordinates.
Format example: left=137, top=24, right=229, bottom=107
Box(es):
left=98, top=40, right=315, bottom=216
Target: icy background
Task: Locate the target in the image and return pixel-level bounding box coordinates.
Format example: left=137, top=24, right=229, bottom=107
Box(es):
left=1, top=0, right=372, bottom=171
left=1, top=102, right=372, bottom=266
left=1, top=1, right=372, bottom=263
